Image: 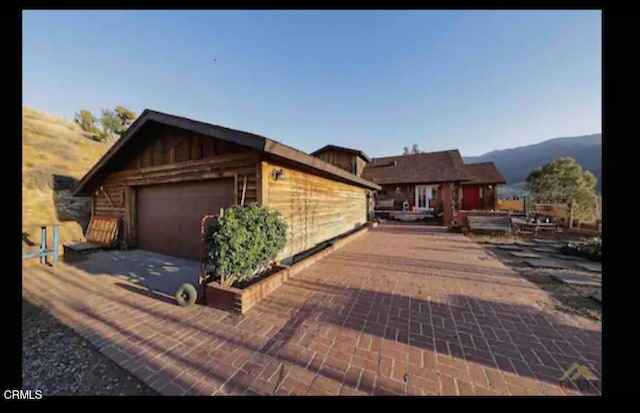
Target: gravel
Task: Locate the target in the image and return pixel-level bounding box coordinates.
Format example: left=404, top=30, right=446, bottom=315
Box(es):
left=469, top=234, right=602, bottom=322
left=22, top=299, right=157, bottom=396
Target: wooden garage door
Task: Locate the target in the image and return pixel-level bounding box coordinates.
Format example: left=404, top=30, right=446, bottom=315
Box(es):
left=137, top=179, right=234, bottom=260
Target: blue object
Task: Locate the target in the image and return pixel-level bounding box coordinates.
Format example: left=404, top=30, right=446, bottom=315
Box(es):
left=22, top=224, right=59, bottom=265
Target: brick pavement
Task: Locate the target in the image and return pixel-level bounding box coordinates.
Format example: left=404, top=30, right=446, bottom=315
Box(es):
left=22, top=223, right=601, bottom=395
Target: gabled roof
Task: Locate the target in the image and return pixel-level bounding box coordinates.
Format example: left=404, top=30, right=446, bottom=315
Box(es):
left=72, top=109, right=380, bottom=196
left=310, top=144, right=371, bottom=162
left=361, top=150, right=470, bottom=185
left=463, top=162, right=506, bottom=185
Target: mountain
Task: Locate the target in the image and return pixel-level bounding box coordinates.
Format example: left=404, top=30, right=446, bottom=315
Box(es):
left=464, top=133, right=601, bottom=195
left=22, top=106, right=109, bottom=250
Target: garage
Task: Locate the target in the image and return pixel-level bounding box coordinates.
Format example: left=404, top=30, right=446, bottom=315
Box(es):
left=136, top=179, right=235, bottom=260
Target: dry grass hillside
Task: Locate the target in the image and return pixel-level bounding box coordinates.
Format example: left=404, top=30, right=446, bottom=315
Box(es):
left=22, top=106, right=109, bottom=250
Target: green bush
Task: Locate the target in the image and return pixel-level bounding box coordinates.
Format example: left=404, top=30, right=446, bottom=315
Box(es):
left=561, top=236, right=601, bottom=262
left=205, top=204, right=288, bottom=287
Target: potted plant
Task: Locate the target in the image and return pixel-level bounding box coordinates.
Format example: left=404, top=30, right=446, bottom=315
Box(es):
left=203, top=204, right=288, bottom=313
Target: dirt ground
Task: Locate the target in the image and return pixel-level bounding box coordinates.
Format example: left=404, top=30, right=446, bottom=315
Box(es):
left=22, top=299, right=157, bottom=396
left=469, top=232, right=602, bottom=322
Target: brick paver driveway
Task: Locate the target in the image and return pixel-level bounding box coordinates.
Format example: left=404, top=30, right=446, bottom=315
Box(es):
left=22, top=223, right=601, bottom=395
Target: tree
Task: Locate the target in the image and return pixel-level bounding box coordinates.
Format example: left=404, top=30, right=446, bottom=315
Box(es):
left=525, top=157, right=598, bottom=221
left=73, top=110, right=97, bottom=133
left=98, top=106, right=137, bottom=143
left=114, top=105, right=136, bottom=132
left=403, top=144, right=421, bottom=155
left=98, top=109, right=119, bottom=142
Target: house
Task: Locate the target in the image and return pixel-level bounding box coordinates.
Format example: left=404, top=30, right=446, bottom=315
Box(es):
left=309, top=144, right=371, bottom=176
left=460, top=162, right=506, bottom=210
left=72, top=109, right=380, bottom=263
left=324, top=149, right=471, bottom=227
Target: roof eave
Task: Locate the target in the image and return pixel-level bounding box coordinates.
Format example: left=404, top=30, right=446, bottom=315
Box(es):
left=310, top=145, right=372, bottom=163
left=72, top=110, right=380, bottom=195
left=72, top=109, right=154, bottom=196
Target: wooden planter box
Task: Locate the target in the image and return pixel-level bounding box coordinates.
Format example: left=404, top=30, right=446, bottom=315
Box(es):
left=204, top=264, right=290, bottom=314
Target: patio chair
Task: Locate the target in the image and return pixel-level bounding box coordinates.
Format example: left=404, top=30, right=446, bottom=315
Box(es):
left=63, top=216, right=121, bottom=262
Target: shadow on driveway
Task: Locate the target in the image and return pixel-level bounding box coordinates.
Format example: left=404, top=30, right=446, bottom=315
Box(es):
left=66, top=249, right=200, bottom=299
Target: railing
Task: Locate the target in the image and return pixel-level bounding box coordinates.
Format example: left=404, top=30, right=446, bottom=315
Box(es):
left=22, top=224, right=59, bottom=265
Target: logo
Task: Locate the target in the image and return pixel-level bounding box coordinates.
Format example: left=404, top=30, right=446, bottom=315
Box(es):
left=559, top=363, right=600, bottom=394
left=560, top=362, right=598, bottom=382
left=3, top=389, right=43, bottom=400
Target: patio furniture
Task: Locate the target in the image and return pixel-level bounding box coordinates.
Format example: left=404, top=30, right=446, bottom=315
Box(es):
left=63, top=216, right=121, bottom=263
left=22, top=224, right=59, bottom=266
left=466, top=215, right=512, bottom=234
left=511, top=217, right=559, bottom=237
left=374, top=199, right=394, bottom=210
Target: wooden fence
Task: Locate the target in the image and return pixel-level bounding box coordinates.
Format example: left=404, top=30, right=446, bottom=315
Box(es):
left=534, top=201, right=601, bottom=232
left=495, top=198, right=525, bottom=212
left=496, top=195, right=601, bottom=232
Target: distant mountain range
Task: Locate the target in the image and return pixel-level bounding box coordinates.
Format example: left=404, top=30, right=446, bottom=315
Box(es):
left=463, top=133, right=602, bottom=196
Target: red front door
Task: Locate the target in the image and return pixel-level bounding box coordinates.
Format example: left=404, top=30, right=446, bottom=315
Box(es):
left=462, top=185, right=482, bottom=210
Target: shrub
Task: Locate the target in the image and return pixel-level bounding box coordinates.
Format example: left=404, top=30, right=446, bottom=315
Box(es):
left=205, top=204, right=288, bottom=287
left=561, top=236, right=601, bottom=262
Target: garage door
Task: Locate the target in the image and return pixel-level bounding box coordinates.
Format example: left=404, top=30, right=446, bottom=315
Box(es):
left=137, top=179, right=234, bottom=260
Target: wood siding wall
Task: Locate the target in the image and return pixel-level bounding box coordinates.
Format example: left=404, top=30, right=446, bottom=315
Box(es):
left=262, top=161, right=368, bottom=261
left=93, top=183, right=127, bottom=228
left=314, top=150, right=359, bottom=175
left=118, top=122, right=247, bottom=170
left=89, top=123, right=260, bottom=246
left=235, top=172, right=258, bottom=206
left=355, top=157, right=367, bottom=177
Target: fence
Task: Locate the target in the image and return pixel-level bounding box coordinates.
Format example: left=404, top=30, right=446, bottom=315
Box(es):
left=533, top=201, right=601, bottom=232
left=495, top=198, right=525, bottom=212
left=534, top=203, right=570, bottom=223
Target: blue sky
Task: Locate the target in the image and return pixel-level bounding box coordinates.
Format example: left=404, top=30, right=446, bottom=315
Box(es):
left=22, top=10, right=601, bottom=157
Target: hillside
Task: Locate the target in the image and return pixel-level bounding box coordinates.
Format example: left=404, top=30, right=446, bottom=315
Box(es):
left=464, top=133, right=601, bottom=196
left=22, top=106, right=109, bottom=249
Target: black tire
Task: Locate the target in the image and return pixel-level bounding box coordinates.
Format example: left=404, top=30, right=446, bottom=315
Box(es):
left=175, top=283, right=198, bottom=307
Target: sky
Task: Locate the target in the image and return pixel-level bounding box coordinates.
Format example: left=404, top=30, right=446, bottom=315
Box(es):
left=22, top=10, right=601, bottom=157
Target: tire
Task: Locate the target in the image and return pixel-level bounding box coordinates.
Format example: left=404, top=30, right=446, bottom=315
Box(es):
left=175, top=283, right=198, bottom=307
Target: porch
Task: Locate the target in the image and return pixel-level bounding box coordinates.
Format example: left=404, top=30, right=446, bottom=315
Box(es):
left=373, top=182, right=461, bottom=227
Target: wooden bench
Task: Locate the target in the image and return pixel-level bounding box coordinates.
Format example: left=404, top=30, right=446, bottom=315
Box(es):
left=63, top=216, right=120, bottom=263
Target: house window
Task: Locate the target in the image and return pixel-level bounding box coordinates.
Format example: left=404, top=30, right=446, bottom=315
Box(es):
left=351, top=158, right=357, bottom=175
left=432, top=188, right=437, bottom=200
